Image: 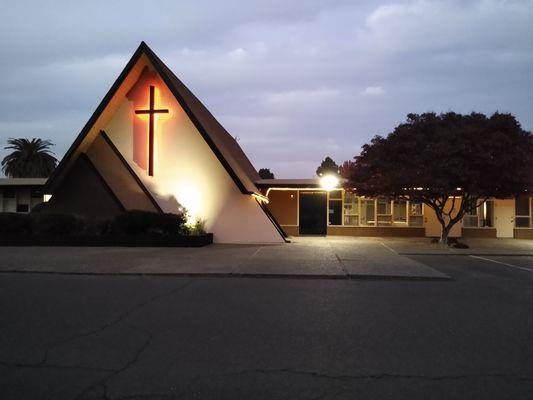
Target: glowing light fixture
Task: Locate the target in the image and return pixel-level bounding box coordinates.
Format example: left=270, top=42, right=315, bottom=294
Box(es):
left=319, top=174, right=340, bottom=191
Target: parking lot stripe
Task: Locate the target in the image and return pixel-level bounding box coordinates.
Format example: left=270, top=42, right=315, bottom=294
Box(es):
left=470, top=255, right=533, bottom=272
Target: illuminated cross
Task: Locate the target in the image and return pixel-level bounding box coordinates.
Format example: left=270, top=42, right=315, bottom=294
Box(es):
left=135, top=85, right=169, bottom=176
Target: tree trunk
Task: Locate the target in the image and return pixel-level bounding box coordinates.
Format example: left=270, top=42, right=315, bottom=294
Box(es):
left=440, top=223, right=452, bottom=244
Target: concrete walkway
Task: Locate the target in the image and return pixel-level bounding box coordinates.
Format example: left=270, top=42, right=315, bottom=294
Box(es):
left=0, top=237, right=449, bottom=280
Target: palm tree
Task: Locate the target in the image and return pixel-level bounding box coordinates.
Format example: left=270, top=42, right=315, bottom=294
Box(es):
left=1, top=138, right=58, bottom=178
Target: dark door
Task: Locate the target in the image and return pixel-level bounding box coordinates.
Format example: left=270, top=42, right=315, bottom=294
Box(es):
left=299, top=191, right=327, bottom=235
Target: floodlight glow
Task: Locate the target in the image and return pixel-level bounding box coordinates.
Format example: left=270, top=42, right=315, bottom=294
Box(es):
left=319, top=174, right=339, bottom=191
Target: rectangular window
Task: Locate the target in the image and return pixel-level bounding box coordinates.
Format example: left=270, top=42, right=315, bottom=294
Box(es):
left=360, top=198, right=375, bottom=226
left=343, top=192, right=359, bottom=226
left=393, top=200, right=407, bottom=223
left=16, top=204, right=29, bottom=213
left=463, top=200, right=495, bottom=228
left=3, top=189, right=15, bottom=198
left=481, top=200, right=494, bottom=227
left=328, top=191, right=343, bottom=226
left=376, top=198, right=392, bottom=226
left=31, top=187, right=43, bottom=198
left=408, top=201, right=423, bottom=227
left=328, top=199, right=342, bottom=225
left=515, top=195, right=531, bottom=228
left=463, top=201, right=479, bottom=228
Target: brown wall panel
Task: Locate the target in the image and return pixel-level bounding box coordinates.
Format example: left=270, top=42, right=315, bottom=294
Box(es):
left=46, top=156, right=123, bottom=218
left=462, top=228, right=497, bottom=238
left=327, top=226, right=425, bottom=237
left=514, top=229, right=533, bottom=239
left=280, top=225, right=299, bottom=236
left=267, top=190, right=298, bottom=226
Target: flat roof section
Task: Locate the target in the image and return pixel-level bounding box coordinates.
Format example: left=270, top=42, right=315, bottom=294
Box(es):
left=0, top=178, right=48, bottom=186
left=255, top=178, right=321, bottom=188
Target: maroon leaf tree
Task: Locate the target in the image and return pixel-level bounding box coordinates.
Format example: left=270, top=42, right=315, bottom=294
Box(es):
left=343, top=112, right=533, bottom=243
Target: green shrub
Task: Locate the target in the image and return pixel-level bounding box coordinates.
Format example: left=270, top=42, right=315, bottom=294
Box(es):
left=0, top=213, right=33, bottom=235
left=188, top=217, right=206, bottom=236
left=32, top=213, right=85, bottom=235
left=112, top=210, right=187, bottom=235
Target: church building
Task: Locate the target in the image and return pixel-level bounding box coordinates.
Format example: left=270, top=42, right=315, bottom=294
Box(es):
left=45, top=42, right=285, bottom=244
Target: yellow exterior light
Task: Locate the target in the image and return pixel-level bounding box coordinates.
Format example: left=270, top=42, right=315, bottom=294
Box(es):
left=319, top=174, right=340, bottom=191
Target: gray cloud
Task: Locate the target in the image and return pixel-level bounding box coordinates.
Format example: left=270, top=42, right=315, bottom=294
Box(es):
left=1, top=0, right=532, bottom=178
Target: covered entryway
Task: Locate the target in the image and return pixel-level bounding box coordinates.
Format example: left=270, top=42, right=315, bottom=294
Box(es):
left=299, top=191, right=327, bottom=235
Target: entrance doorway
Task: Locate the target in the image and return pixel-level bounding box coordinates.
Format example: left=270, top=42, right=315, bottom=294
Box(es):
left=494, top=199, right=515, bottom=238
left=299, top=191, right=327, bottom=235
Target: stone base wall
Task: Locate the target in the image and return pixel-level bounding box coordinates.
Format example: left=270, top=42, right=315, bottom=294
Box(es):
left=514, top=229, right=533, bottom=239
left=462, top=228, right=497, bottom=238
left=282, top=225, right=426, bottom=237
left=327, top=226, right=425, bottom=237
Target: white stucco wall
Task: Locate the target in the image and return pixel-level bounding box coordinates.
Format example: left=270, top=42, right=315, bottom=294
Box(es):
left=103, top=69, right=283, bottom=244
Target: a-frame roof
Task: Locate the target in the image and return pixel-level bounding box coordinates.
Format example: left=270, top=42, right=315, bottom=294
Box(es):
left=46, top=41, right=261, bottom=195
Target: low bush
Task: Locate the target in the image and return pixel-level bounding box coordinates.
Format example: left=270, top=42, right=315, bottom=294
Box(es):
left=187, top=217, right=206, bottom=236
left=0, top=209, right=196, bottom=237
left=0, top=213, right=33, bottom=235
left=112, top=210, right=187, bottom=235
left=32, top=213, right=86, bottom=235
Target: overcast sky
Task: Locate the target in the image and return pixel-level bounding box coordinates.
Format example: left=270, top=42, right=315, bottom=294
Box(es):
left=1, top=0, right=532, bottom=178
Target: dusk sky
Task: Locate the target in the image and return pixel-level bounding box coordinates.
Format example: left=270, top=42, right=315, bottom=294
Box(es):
left=1, top=0, right=532, bottom=178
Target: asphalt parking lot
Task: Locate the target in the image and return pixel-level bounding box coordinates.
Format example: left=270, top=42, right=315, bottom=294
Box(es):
left=2, top=238, right=533, bottom=399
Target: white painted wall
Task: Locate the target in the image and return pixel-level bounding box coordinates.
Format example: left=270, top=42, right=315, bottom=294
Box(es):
left=104, top=67, right=283, bottom=243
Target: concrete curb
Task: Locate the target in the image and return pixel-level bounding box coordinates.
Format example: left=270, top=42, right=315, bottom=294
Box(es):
left=0, top=269, right=452, bottom=281
left=400, top=253, right=533, bottom=257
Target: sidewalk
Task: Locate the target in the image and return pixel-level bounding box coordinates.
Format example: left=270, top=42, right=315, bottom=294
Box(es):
left=0, top=237, right=450, bottom=280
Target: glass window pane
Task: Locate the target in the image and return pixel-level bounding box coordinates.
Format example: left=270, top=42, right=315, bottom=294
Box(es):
left=328, top=201, right=342, bottom=225
left=361, top=199, right=375, bottom=225
left=393, top=200, right=407, bottom=222
left=329, top=190, right=342, bottom=200
left=463, top=215, right=479, bottom=228
left=516, top=216, right=531, bottom=228
left=343, top=192, right=359, bottom=226
left=16, top=204, right=29, bottom=213
left=515, top=195, right=530, bottom=216
left=3, top=189, right=15, bottom=198
left=481, top=200, right=494, bottom=227
left=377, top=198, right=391, bottom=215
left=31, top=187, right=42, bottom=198
left=409, top=215, right=423, bottom=227
left=344, top=215, right=359, bottom=226
left=409, top=201, right=423, bottom=216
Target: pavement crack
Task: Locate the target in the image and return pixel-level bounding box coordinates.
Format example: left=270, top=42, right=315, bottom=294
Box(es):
left=11, top=279, right=194, bottom=376
left=71, top=280, right=195, bottom=400
left=74, top=325, right=154, bottom=400
left=248, top=368, right=533, bottom=382
left=181, top=367, right=533, bottom=384
left=327, top=241, right=349, bottom=276
left=0, top=360, right=115, bottom=373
